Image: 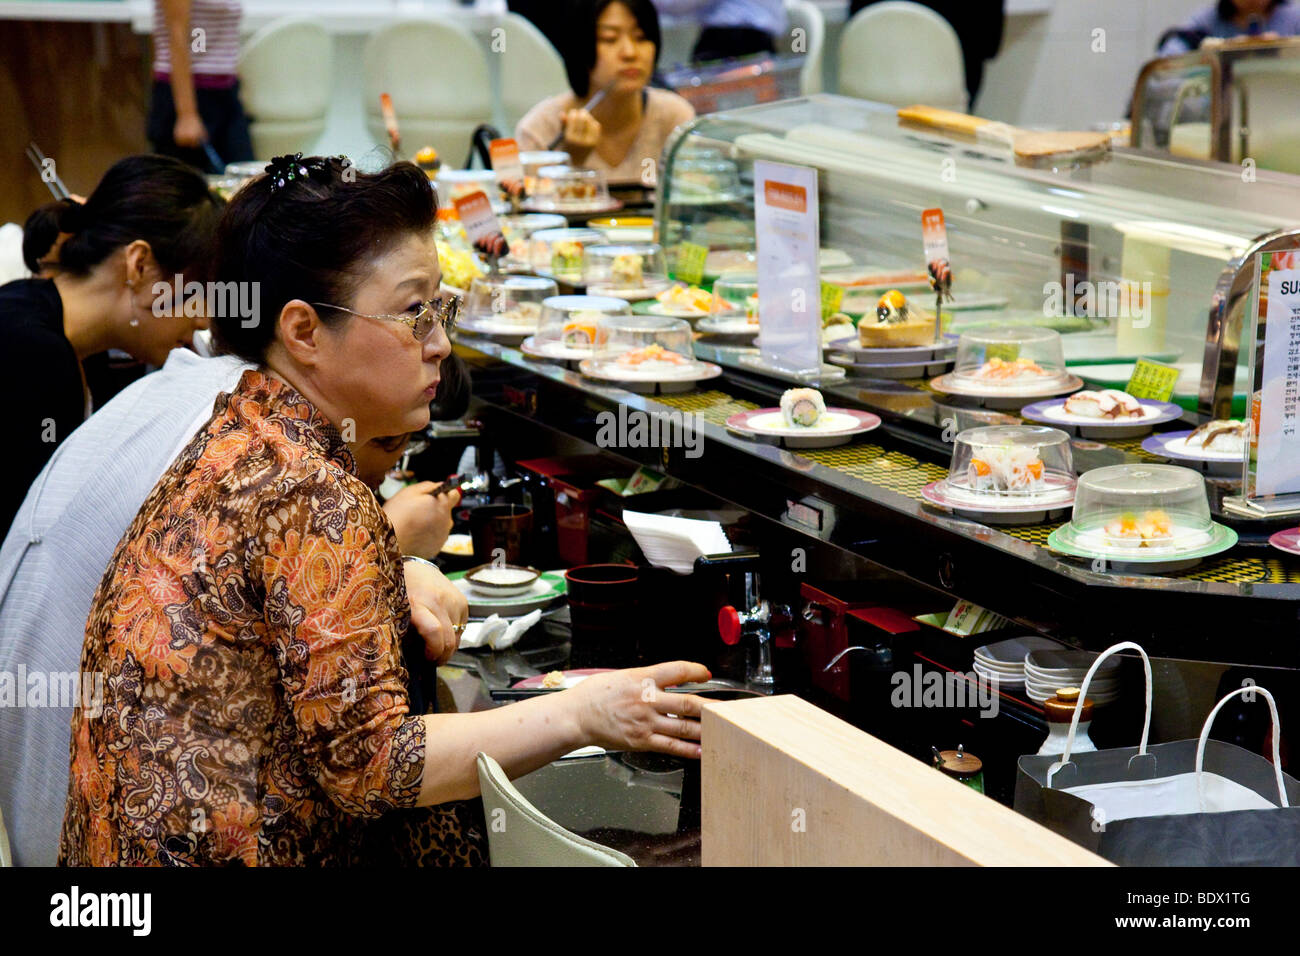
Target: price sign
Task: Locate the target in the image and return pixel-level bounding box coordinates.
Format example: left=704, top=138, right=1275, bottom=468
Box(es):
left=921, top=208, right=950, bottom=270
left=452, top=190, right=502, bottom=245
left=675, top=242, right=708, bottom=285
left=1250, top=251, right=1300, bottom=498
left=488, top=138, right=523, bottom=186
left=1125, top=358, right=1180, bottom=402
left=820, top=281, right=844, bottom=321
left=754, top=160, right=821, bottom=377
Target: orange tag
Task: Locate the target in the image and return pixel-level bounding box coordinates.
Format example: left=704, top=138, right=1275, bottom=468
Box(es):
left=763, top=180, right=807, bottom=213
left=488, top=138, right=523, bottom=185
left=452, top=190, right=500, bottom=244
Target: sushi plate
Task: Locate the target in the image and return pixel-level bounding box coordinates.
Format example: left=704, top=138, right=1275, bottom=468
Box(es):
left=1142, top=430, right=1244, bottom=477
left=697, top=315, right=760, bottom=337
left=519, top=335, right=593, bottom=367
left=513, top=668, right=615, bottom=690
left=829, top=355, right=953, bottom=379
left=520, top=197, right=624, bottom=215
left=449, top=570, right=568, bottom=619
left=586, top=277, right=673, bottom=302
left=455, top=314, right=537, bottom=344
left=928, top=373, right=1085, bottom=410
left=1020, top=398, right=1183, bottom=439
left=1046, top=522, right=1238, bottom=574
left=725, top=407, right=881, bottom=449
left=921, top=474, right=1076, bottom=525
left=1268, top=528, right=1300, bottom=558
left=823, top=335, right=957, bottom=364
left=578, top=357, right=723, bottom=394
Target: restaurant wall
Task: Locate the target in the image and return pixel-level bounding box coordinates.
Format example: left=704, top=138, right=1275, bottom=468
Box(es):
left=974, top=0, right=1207, bottom=126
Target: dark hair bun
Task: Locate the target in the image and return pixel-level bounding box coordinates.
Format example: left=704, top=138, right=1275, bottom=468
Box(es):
left=21, top=197, right=80, bottom=274
left=210, top=158, right=438, bottom=364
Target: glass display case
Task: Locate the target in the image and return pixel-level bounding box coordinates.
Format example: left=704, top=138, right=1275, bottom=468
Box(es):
left=1131, top=38, right=1300, bottom=175
left=656, top=94, right=1300, bottom=418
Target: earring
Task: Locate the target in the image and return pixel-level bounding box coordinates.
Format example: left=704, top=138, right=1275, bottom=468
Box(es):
left=129, top=319, right=140, bottom=327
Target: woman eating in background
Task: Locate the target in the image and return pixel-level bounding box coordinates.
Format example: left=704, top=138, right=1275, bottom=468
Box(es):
left=59, top=156, right=709, bottom=866
left=516, top=0, right=695, bottom=186
left=0, top=154, right=222, bottom=538
left=1158, top=0, right=1300, bottom=55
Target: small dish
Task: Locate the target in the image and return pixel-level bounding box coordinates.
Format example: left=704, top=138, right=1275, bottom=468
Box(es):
left=464, top=563, right=542, bottom=597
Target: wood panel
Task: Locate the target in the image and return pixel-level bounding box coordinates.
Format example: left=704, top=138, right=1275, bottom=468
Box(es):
left=0, top=21, right=150, bottom=225
left=701, top=694, right=1111, bottom=866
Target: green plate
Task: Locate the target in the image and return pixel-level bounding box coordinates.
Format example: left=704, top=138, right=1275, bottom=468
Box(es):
left=1046, top=522, right=1238, bottom=565
left=448, top=569, right=567, bottom=618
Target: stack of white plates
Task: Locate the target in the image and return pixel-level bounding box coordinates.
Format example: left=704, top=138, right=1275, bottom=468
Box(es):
left=972, top=635, right=1065, bottom=688
left=1024, top=649, right=1122, bottom=706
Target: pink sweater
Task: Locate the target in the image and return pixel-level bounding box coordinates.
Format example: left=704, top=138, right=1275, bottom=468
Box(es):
left=516, top=88, right=696, bottom=186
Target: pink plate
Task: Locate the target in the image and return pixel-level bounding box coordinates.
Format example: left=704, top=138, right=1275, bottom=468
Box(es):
left=1269, top=528, right=1300, bottom=557
left=513, top=668, right=615, bottom=689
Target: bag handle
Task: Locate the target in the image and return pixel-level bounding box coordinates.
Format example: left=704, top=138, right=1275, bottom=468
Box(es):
left=1196, top=685, right=1288, bottom=809
left=1047, top=641, right=1153, bottom=788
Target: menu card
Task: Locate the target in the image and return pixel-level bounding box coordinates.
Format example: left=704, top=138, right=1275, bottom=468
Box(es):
left=754, top=160, right=821, bottom=376
left=488, top=138, right=523, bottom=186
left=1248, top=250, right=1300, bottom=499
left=1126, top=358, right=1180, bottom=402
left=452, top=190, right=502, bottom=245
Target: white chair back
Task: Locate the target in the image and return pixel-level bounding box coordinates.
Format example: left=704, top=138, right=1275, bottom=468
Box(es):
left=0, top=803, right=12, bottom=867
left=238, top=17, right=333, bottom=157
left=838, top=1, right=966, bottom=112
left=499, top=13, right=570, bottom=132
left=363, top=19, right=491, bottom=166
left=476, top=753, right=635, bottom=867
left=785, top=0, right=826, bottom=95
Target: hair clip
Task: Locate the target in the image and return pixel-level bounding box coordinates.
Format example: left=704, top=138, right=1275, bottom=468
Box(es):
left=266, top=153, right=337, bottom=192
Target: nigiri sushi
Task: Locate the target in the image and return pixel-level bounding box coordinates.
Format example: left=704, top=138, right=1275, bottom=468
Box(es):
left=1064, top=389, right=1143, bottom=420
left=781, top=388, right=826, bottom=428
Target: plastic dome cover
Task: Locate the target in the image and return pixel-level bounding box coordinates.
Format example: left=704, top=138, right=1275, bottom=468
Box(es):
left=528, top=227, right=606, bottom=280
left=1068, top=464, right=1213, bottom=552
left=464, top=274, right=557, bottom=323
left=529, top=165, right=610, bottom=211
left=949, top=425, right=1073, bottom=496
left=498, top=213, right=566, bottom=269
left=950, top=326, right=1070, bottom=390
left=592, top=314, right=695, bottom=365
left=583, top=243, right=671, bottom=298
left=711, top=274, right=756, bottom=320
left=534, top=295, right=631, bottom=352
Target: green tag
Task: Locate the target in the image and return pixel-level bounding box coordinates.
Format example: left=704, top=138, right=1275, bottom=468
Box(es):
left=939, top=310, right=952, bottom=334
left=985, top=343, right=1020, bottom=363
left=820, top=281, right=845, bottom=322
left=1126, top=358, right=1180, bottom=402
left=675, top=243, right=708, bottom=285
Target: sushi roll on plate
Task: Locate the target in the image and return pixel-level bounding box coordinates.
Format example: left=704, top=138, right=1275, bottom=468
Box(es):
left=781, top=388, right=826, bottom=428
left=726, top=392, right=880, bottom=449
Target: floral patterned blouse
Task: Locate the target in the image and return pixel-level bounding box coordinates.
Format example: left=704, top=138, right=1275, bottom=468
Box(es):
left=59, top=369, right=431, bottom=866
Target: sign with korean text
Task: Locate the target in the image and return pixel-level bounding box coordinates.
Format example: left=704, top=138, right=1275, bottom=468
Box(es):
left=754, top=160, right=821, bottom=376
left=1126, top=358, right=1180, bottom=402
left=675, top=242, right=708, bottom=285
left=1248, top=250, right=1300, bottom=498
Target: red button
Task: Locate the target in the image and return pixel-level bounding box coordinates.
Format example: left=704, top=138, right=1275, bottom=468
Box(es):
left=718, top=606, right=742, bottom=645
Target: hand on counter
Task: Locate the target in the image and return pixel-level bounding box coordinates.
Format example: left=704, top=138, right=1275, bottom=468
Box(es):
left=570, top=661, right=711, bottom=759
left=403, top=558, right=468, bottom=666
left=383, top=482, right=460, bottom=558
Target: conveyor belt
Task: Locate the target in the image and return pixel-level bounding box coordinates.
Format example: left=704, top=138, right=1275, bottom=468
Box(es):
left=655, top=390, right=1300, bottom=585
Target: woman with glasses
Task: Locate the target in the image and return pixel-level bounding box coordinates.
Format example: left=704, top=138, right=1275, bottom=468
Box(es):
left=59, top=155, right=710, bottom=866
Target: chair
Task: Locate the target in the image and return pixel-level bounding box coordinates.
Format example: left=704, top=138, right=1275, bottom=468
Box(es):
left=499, top=13, right=570, bottom=133
left=237, top=17, right=334, bottom=158
left=476, top=752, right=635, bottom=866
left=784, top=0, right=825, bottom=96
left=838, top=1, right=967, bottom=112
left=363, top=19, right=492, bottom=166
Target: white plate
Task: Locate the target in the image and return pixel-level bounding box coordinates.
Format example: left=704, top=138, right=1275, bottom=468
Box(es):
left=646, top=302, right=712, bottom=319
left=698, top=315, right=760, bottom=336
left=578, top=357, right=723, bottom=393
left=975, top=635, right=1066, bottom=664
left=519, top=335, right=593, bottom=364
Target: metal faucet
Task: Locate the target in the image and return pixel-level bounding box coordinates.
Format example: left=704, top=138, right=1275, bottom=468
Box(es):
left=717, top=569, right=791, bottom=691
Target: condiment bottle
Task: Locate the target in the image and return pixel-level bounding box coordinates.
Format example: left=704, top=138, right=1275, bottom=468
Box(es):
left=933, top=746, right=984, bottom=794
left=1037, top=686, right=1096, bottom=756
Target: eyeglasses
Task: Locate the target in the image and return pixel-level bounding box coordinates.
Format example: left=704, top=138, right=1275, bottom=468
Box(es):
left=311, top=292, right=459, bottom=341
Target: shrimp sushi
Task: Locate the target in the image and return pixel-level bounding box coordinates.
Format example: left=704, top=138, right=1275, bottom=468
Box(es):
left=781, top=388, right=826, bottom=428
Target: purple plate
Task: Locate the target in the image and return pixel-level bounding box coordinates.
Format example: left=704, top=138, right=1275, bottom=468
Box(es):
left=1142, top=430, right=1244, bottom=476
left=1020, top=398, right=1183, bottom=438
